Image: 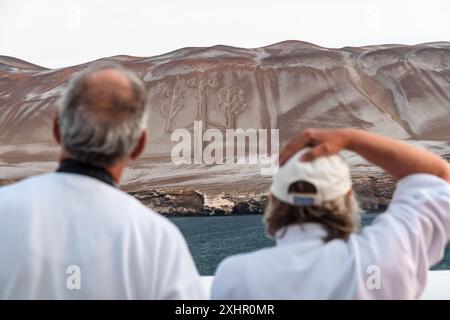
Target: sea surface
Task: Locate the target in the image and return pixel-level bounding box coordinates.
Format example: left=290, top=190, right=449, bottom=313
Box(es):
left=170, top=212, right=450, bottom=276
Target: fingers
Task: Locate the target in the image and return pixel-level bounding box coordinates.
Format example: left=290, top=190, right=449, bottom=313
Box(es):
left=278, top=129, right=316, bottom=166
left=279, top=128, right=349, bottom=164
left=301, top=143, right=334, bottom=161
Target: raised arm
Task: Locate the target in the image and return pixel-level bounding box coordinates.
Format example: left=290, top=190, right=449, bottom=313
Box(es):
left=279, top=128, right=450, bottom=183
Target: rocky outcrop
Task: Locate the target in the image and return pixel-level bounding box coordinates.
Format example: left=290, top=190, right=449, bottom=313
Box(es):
left=127, top=172, right=396, bottom=215
left=352, top=174, right=396, bottom=211
left=129, top=189, right=268, bottom=216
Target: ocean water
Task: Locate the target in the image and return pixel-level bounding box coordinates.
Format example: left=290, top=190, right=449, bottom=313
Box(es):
left=170, top=212, right=450, bottom=276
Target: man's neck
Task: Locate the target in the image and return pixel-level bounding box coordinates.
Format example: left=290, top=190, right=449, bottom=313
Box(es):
left=58, top=151, right=125, bottom=185
left=106, top=164, right=125, bottom=184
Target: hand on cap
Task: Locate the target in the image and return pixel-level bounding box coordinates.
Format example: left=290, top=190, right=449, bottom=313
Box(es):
left=279, top=128, right=350, bottom=166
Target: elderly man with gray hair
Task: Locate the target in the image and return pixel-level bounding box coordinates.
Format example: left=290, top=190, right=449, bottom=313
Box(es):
left=0, top=63, right=206, bottom=299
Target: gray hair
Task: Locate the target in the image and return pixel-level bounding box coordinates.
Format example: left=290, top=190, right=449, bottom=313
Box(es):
left=58, top=62, right=148, bottom=167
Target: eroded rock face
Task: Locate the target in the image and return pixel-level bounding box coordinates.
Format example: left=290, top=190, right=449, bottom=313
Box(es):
left=125, top=174, right=395, bottom=215
left=129, top=189, right=269, bottom=216
left=1, top=41, right=449, bottom=214
left=352, top=174, right=397, bottom=211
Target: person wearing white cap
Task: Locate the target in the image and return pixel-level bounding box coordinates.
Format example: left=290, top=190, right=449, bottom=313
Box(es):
left=212, top=128, right=450, bottom=299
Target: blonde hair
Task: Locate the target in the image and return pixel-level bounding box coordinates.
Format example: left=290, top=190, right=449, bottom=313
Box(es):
left=264, top=181, right=359, bottom=242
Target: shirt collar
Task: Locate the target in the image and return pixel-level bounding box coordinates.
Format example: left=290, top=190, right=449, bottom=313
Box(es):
left=56, top=159, right=117, bottom=187
left=275, top=223, right=328, bottom=246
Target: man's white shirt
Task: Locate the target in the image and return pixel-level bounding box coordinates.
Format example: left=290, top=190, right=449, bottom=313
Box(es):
left=0, top=172, right=207, bottom=299
left=212, top=174, right=450, bottom=299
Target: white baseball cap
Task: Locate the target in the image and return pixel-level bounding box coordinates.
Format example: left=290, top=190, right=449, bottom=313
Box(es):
left=270, top=148, right=352, bottom=206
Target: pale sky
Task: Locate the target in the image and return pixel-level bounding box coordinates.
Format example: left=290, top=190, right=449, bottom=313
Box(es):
left=1, top=0, right=449, bottom=69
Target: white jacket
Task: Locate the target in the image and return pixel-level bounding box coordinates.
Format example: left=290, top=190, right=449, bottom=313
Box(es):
left=0, top=172, right=206, bottom=299
left=212, top=174, right=450, bottom=299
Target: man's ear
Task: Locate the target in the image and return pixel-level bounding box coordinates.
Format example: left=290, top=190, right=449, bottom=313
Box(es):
left=130, top=130, right=147, bottom=160
left=53, top=116, right=61, bottom=145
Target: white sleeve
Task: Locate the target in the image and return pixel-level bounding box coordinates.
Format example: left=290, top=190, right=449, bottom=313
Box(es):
left=352, top=173, right=450, bottom=299
left=156, top=222, right=208, bottom=300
